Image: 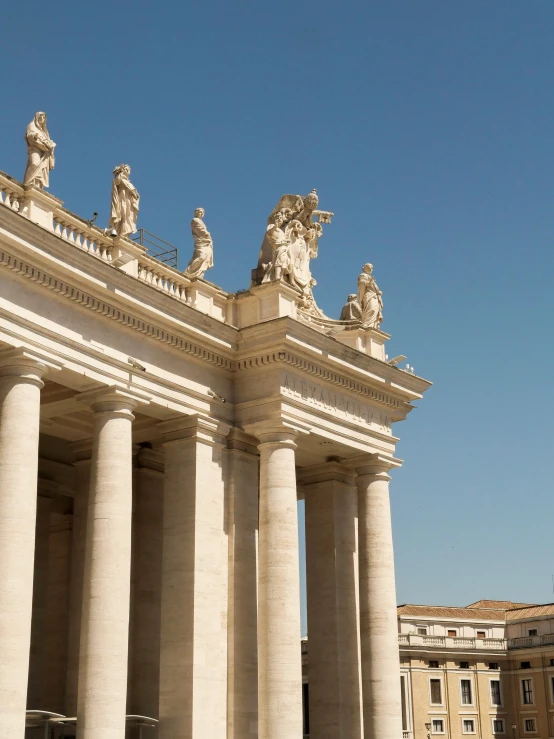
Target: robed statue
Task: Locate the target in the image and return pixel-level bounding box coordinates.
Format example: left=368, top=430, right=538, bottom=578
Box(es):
left=109, top=164, right=140, bottom=238
left=357, top=263, right=383, bottom=329
left=184, top=208, right=214, bottom=279
left=24, top=112, right=56, bottom=189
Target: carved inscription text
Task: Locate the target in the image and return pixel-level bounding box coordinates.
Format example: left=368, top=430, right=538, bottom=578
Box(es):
left=282, top=374, right=391, bottom=433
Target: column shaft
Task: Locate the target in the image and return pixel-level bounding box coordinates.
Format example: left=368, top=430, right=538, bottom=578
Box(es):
left=356, top=456, right=402, bottom=739
left=66, top=456, right=91, bottom=716
left=257, top=429, right=303, bottom=739
left=0, top=353, right=47, bottom=739
left=159, top=416, right=229, bottom=739
left=129, top=449, right=164, bottom=721
left=27, top=496, right=52, bottom=709
left=227, top=431, right=259, bottom=739
left=302, top=463, right=362, bottom=739
left=77, top=390, right=142, bottom=739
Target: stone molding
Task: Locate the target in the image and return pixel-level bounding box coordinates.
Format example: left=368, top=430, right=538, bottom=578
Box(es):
left=297, top=460, right=357, bottom=487
left=158, top=413, right=232, bottom=447
left=0, top=346, right=63, bottom=380
left=347, top=452, right=403, bottom=479
left=134, top=446, right=164, bottom=473
left=237, top=349, right=404, bottom=410
left=0, top=247, right=235, bottom=371
left=226, top=428, right=260, bottom=457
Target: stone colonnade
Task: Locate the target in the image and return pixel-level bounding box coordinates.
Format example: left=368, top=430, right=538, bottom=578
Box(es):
left=0, top=349, right=403, bottom=739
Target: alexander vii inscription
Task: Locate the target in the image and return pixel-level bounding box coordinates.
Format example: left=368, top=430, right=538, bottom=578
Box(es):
left=282, top=373, right=391, bottom=433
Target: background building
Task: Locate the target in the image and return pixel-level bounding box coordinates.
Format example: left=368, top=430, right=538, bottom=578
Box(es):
left=303, top=601, right=554, bottom=739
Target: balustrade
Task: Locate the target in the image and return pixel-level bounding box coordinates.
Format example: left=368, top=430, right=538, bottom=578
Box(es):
left=138, top=257, right=190, bottom=302
left=53, top=212, right=114, bottom=263
left=0, top=172, right=24, bottom=213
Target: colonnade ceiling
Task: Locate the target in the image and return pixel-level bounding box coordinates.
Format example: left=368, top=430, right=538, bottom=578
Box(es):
left=39, top=380, right=161, bottom=444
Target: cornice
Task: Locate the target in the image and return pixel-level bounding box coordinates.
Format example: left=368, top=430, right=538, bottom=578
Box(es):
left=0, top=246, right=234, bottom=372
left=236, top=349, right=406, bottom=410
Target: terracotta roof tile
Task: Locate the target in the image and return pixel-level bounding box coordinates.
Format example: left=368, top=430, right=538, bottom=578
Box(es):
left=397, top=604, right=506, bottom=621
left=466, top=600, right=536, bottom=610
left=506, top=604, right=554, bottom=619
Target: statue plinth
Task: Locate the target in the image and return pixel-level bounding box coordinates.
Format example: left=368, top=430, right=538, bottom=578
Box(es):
left=332, top=326, right=390, bottom=360
left=111, top=238, right=147, bottom=277
left=22, top=186, right=63, bottom=231
left=235, top=280, right=301, bottom=329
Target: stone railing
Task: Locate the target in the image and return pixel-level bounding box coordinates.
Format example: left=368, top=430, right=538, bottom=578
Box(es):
left=0, top=171, right=24, bottom=213
left=53, top=210, right=114, bottom=263
left=399, top=634, right=507, bottom=651
left=138, top=255, right=190, bottom=302
left=508, top=634, right=554, bottom=649
left=403, top=732, right=412, bottom=739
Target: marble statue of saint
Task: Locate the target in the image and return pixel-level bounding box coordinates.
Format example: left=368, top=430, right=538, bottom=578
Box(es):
left=340, top=294, right=362, bottom=321
left=24, top=112, right=56, bottom=189
left=109, top=164, right=140, bottom=238
left=184, top=208, right=214, bottom=279
left=357, top=263, right=383, bottom=329
left=262, top=210, right=291, bottom=282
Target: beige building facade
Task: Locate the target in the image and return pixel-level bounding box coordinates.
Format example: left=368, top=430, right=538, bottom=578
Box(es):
left=0, top=154, right=431, bottom=739
left=398, top=601, right=554, bottom=739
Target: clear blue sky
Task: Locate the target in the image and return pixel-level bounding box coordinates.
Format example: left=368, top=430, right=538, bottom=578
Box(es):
left=2, top=1, right=554, bottom=635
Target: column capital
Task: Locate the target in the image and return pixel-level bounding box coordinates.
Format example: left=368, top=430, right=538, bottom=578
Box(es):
left=243, top=419, right=310, bottom=448
left=297, top=460, right=357, bottom=488
left=78, top=385, right=150, bottom=415
left=0, top=346, right=63, bottom=385
left=347, top=452, right=402, bottom=480
left=158, top=413, right=231, bottom=447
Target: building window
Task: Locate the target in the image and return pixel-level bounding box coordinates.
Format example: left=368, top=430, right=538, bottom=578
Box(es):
left=302, top=683, right=309, bottom=736
left=551, top=676, right=554, bottom=703
left=493, top=719, right=505, bottom=734
left=417, top=626, right=427, bottom=635
left=460, top=661, right=470, bottom=669
left=528, top=629, right=537, bottom=636
left=524, top=719, right=535, bottom=733
left=463, top=719, right=476, bottom=734
left=448, top=629, right=457, bottom=637
left=429, top=660, right=439, bottom=668
left=520, top=661, right=531, bottom=669
left=430, top=678, right=442, bottom=705
left=490, top=679, right=502, bottom=706
left=477, top=631, right=486, bottom=638
left=522, top=678, right=533, bottom=705
left=489, top=662, right=499, bottom=670
left=461, top=679, right=473, bottom=705
left=432, top=719, right=445, bottom=734
left=550, top=658, right=554, bottom=667
left=400, top=675, right=408, bottom=731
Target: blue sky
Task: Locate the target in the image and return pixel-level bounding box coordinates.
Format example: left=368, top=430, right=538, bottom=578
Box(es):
left=2, top=1, right=554, bottom=635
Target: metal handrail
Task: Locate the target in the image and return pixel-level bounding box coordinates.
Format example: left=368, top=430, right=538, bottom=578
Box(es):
left=131, top=229, right=178, bottom=267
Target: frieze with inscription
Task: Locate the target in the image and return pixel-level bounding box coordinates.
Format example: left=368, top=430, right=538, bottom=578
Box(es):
left=282, top=373, right=391, bottom=433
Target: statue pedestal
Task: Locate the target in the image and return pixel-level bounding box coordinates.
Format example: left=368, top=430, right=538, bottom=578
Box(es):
left=333, top=326, right=389, bottom=360
left=22, top=186, right=63, bottom=231
left=235, top=281, right=300, bottom=328
left=111, top=238, right=147, bottom=277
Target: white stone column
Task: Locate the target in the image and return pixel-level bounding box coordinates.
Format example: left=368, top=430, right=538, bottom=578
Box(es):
left=353, top=453, right=402, bottom=739
left=300, top=461, right=362, bottom=739
left=43, top=510, right=73, bottom=714
left=0, top=348, right=59, bottom=739
left=65, top=447, right=91, bottom=717
left=27, top=495, right=52, bottom=709
left=129, top=447, right=164, bottom=721
left=77, top=388, right=147, bottom=739
left=226, top=429, right=259, bottom=739
left=254, top=425, right=303, bottom=739
left=158, top=415, right=230, bottom=739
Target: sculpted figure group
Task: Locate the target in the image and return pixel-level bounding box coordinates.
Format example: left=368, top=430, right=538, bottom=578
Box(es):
left=19, top=113, right=385, bottom=326
left=340, top=262, right=383, bottom=329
